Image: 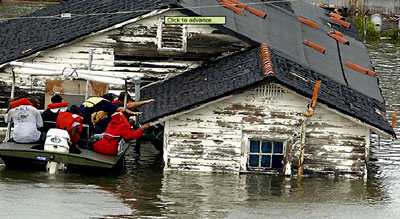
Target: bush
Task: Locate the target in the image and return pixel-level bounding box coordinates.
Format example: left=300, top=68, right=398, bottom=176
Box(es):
left=382, top=29, right=400, bottom=42
left=353, top=16, right=381, bottom=42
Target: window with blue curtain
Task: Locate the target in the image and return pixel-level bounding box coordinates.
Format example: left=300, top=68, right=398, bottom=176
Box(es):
left=248, top=140, right=284, bottom=169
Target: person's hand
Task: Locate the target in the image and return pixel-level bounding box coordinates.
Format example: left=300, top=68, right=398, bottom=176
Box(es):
left=145, top=99, right=155, bottom=103
left=132, top=111, right=142, bottom=116
left=141, top=124, right=151, bottom=130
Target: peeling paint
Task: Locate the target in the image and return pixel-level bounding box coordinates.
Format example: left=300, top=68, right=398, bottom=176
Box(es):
left=163, top=68, right=368, bottom=178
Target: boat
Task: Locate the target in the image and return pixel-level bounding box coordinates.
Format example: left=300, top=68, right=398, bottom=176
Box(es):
left=0, top=116, right=131, bottom=173
left=0, top=70, right=141, bottom=173
left=0, top=139, right=129, bottom=171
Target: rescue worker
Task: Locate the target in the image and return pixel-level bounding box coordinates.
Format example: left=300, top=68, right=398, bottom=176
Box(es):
left=81, top=93, right=152, bottom=134
left=5, top=97, right=43, bottom=143
left=41, top=94, right=68, bottom=132
left=79, top=93, right=138, bottom=124
left=55, top=111, right=84, bottom=154
left=93, top=112, right=150, bottom=156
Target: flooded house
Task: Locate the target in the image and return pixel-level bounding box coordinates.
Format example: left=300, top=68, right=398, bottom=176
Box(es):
left=0, top=0, right=395, bottom=177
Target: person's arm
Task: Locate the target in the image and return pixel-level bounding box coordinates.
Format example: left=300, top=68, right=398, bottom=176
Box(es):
left=5, top=109, right=13, bottom=124
left=120, top=123, right=151, bottom=141
left=126, top=99, right=155, bottom=109
left=35, top=109, right=43, bottom=128
left=70, top=126, right=79, bottom=148
left=115, top=107, right=141, bottom=116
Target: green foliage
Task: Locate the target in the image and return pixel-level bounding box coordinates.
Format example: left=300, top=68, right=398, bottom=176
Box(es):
left=382, top=29, right=400, bottom=42
left=353, top=16, right=381, bottom=42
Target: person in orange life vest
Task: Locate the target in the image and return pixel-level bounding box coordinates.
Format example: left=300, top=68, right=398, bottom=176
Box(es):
left=42, top=95, right=69, bottom=132
left=93, top=112, right=150, bottom=156
left=56, top=111, right=84, bottom=154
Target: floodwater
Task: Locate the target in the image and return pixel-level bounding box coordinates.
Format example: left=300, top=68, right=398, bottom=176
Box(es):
left=1, top=2, right=400, bottom=218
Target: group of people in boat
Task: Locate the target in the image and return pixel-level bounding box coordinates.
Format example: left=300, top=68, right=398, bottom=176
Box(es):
left=5, top=93, right=154, bottom=155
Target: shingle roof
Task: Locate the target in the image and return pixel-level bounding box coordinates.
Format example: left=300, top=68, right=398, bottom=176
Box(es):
left=176, top=0, right=384, bottom=103
left=138, top=48, right=264, bottom=124
left=0, top=0, right=175, bottom=65
left=138, top=46, right=394, bottom=136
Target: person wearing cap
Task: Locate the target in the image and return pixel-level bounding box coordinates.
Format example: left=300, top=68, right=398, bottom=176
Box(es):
left=5, top=97, right=43, bottom=143
left=93, top=112, right=150, bottom=156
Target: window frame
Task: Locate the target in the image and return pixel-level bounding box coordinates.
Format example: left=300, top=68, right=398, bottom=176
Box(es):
left=246, top=139, right=285, bottom=172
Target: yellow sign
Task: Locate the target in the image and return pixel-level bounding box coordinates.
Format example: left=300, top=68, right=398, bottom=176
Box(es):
left=165, top=16, right=226, bottom=25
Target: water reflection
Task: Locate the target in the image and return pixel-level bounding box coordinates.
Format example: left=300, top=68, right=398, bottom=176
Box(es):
left=156, top=172, right=393, bottom=218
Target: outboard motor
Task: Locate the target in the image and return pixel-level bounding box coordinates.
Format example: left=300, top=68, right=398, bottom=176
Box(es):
left=44, top=128, right=70, bottom=174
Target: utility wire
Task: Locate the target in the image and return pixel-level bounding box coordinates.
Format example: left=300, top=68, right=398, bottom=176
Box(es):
left=0, top=0, right=298, bottom=21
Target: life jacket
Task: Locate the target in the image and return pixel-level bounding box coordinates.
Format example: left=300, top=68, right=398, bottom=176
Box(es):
left=82, top=97, right=105, bottom=108
left=10, top=98, right=33, bottom=108
left=111, top=112, right=130, bottom=126
left=56, top=112, right=84, bottom=143
left=46, top=102, right=69, bottom=110
left=94, top=112, right=142, bottom=156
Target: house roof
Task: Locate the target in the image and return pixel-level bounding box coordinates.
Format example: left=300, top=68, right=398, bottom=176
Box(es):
left=138, top=45, right=394, bottom=136
left=0, top=0, right=175, bottom=65
left=0, top=0, right=393, bottom=135
left=176, top=0, right=384, bottom=103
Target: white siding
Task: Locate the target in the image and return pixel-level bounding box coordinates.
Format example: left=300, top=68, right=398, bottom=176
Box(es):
left=164, top=83, right=369, bottom=177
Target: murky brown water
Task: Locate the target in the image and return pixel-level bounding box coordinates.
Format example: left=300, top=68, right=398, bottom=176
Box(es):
left=1, top=2, right=400, bottom=218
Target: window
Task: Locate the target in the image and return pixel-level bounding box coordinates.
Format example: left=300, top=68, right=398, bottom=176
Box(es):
left=248, top=140, right=284, bottom=169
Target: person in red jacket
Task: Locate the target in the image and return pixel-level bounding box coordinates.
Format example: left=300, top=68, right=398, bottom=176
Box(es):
left=56, top=111, right=84, bottom=154
left=93, top=112, right=150, bottom=156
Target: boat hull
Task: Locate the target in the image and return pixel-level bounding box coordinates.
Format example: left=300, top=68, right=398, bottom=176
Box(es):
left=0, top=142, right=129, bottom=170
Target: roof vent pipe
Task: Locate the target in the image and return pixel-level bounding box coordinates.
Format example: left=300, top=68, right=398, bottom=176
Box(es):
left=297, top=17, right=319, bottom=29
left=303, top=40, right=326, bottom=54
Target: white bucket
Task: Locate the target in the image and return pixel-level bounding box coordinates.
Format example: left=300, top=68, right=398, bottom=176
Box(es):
left=371, top=14, right=382, bottom=32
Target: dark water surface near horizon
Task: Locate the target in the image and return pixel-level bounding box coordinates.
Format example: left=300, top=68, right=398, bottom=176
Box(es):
left=1, top=3, right=400, bottom=218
